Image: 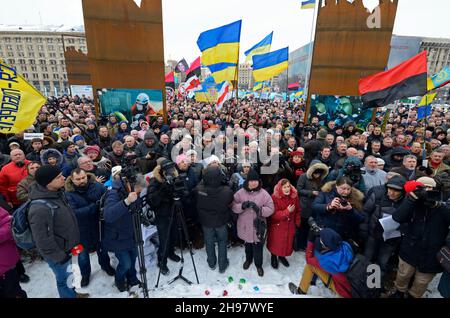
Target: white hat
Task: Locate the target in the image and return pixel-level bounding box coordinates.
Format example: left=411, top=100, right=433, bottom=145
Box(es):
left=112, top=166, right=122, bottom=178
left=207, top=155, right=220, bottom=165
left=416, top=177, right=437, bottom=188
left=266, top=129, right=274, bottom=135
left=186, top=149, right=197, bottom=157
left=377, top=158, right=385, bottom=165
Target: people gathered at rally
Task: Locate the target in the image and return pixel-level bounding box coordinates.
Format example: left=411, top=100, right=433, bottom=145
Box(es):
left=1, top=94, right=450, bottom=299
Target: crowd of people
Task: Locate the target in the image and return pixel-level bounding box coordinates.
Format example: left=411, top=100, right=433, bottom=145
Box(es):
left=1, top=94, right=449, bottom=299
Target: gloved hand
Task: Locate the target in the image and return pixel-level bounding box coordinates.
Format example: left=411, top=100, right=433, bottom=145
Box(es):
left=242, top=201, right=252, bottom=210
left=248, top=201, right=261, bottom=214
left=410, top=187, right=427, bottom=201
left=59, top=253, right=72, bottom=265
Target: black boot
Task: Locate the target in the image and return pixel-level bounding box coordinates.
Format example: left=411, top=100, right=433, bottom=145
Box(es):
left=159, top=263, right=170, bottom=276
left=168, top=253, right=181, bottom=263
left=19, top=274, right=30, bottom=283
left=116, top=280, right=128, bottom=292
left=278, top=256, right=290, bottom=267
left=243, top=259, right=252, bottom=270
left=81, top=276, right=90, bottom=287
left=257, top=267, right=264, bottom=277
left=101, top=265, right=116, bottom=276
left=288, top=282, right=306, bottom=295
left=271, top=254, right=279, bottom=269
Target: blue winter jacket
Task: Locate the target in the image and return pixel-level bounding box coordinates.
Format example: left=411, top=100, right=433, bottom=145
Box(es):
left=65, top=173, right=106, bottom=248
left=316, top=241, right=354, bottom=275
left=102, top=179, right=137, bottom=252
left=312, top=182, right=365, bottom=241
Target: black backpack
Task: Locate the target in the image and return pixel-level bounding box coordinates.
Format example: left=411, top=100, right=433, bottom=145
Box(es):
left=345, top=254, right=382, bottom=298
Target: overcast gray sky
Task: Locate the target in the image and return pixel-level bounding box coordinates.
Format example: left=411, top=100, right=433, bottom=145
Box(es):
left=1, top=0, right=450, bottom=64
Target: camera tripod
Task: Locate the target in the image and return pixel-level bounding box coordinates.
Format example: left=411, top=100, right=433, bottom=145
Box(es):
left=155, top=198, right=199, bottom=288
left=123, top=177, right=149, bottom=298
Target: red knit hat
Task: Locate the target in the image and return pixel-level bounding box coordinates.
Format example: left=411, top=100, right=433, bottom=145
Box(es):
left=404, top=180, right=424, bottom=194
left=291, top=150, right=304, bottom=157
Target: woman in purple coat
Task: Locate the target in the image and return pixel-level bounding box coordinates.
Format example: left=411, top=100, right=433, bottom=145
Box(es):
left=0, top=207, right=27, bottom=298
left=232, top=170, right=274, bottom=277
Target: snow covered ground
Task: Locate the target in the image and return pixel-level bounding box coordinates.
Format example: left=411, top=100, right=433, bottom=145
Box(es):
left=21, top=245, right=443, bottom=298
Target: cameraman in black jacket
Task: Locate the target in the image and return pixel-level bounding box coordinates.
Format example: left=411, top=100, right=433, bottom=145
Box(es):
left=146, top=158, right=183, bottom=275
left=390, top=177, right=450, bottom=298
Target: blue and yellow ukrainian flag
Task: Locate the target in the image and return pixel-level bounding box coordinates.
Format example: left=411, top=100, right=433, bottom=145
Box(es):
left=245, top=32, right=273, bottom=64
left=427, top=66, right=450, bottom=91
left=253, top=82, right=263, bottom=91
left=197, top=20, right=242, bottom=83
left=301, top=0, right=315, bottom=9
left=252, top=47, right=289, bottom=82
left=294, top=90, right=304, bottom=98
left=417, top=92, right=436, bottom=120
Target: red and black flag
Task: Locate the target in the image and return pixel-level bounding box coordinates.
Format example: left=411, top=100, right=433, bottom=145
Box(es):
left=359, top=51, right=427, bottom=108
left=175, top=58, right=189, bottom=73
left=288, top=82, right=300, bottom=91
left=186, top=57, right=201, bottom=80
left=165, top=71, right=175, bottom=89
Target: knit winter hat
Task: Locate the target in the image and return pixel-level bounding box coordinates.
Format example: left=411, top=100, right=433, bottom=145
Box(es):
left=317, top=129, right=328, bottom=140
left=35, top=165, right=62, bottom=187
left=84, top=145, right=100, bottom=156
left=386, top=175, right=406, bottom=191
left=319, top=228, right=342, bottom=251
left=246, top=169, right=260, bottom=182
left=176, top=154, right=188, bottom=166
left=73, top=135, right=84, bottom=143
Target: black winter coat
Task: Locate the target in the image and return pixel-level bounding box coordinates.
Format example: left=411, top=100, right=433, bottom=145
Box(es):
left=393, top=198, right=450, bottom=273
left=28, top=184, right=80, bottom=263
left=296, top=163, right=329, bottom=219
left=195, top=167, right=233, bottom=228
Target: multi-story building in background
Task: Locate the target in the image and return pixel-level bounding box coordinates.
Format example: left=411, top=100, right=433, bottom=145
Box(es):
left=0, top=25, right=86, bottom=96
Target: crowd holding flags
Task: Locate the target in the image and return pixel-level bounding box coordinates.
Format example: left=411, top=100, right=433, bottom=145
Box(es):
left=0, top=59, right=47, bottom=133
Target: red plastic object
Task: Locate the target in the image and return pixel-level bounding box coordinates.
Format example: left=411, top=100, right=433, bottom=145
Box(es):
left=70, top=244, right=84, bottom=256
left=223, top=290, right=228, bottom=296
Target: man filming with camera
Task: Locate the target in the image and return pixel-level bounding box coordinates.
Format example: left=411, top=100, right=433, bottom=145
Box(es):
left=390, top=177, right=450, bottom=298
left=147, top=158, right=186, bottom=275
left=102, top=172, right=148, bottom=292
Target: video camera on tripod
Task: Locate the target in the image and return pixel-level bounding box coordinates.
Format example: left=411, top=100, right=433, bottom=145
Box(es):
left=160, top=159, right=188, bottom=199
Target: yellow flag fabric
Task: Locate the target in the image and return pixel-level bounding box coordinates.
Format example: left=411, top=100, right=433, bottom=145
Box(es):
left=418, top=93, right=437, bottom=106
left=0, top=59, right=46, bottom=134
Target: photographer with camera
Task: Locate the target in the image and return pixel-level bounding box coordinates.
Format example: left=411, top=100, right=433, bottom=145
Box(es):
left=232, top=170, right=274, bottom=277
left=389, top=177, right=450, bottom=298
left=147, top=158, right=184, bottom=276
left=289, top=226, right=353, bottom=297
left=102, top=173, right=148, bottom=292
left=328, top=156, right=366, bottom=193
left=312, top=176, right=365, bottom=242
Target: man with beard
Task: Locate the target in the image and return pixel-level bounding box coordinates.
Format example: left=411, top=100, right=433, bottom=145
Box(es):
left=65, top=169, right=115, bottom=287
left=362, top=156, right=387, bottom=194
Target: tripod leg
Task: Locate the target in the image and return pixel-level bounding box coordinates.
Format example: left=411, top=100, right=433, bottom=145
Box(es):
left=176, top=206, right=200, bottom=284
left=133, top=213, right=149, bottom=298
left=155, top=206, right=176, bottom=288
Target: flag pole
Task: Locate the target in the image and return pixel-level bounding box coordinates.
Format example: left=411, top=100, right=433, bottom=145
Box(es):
left=423, top=94, right=429, bottom=165
left=304, top=0, right=319, bottom=123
